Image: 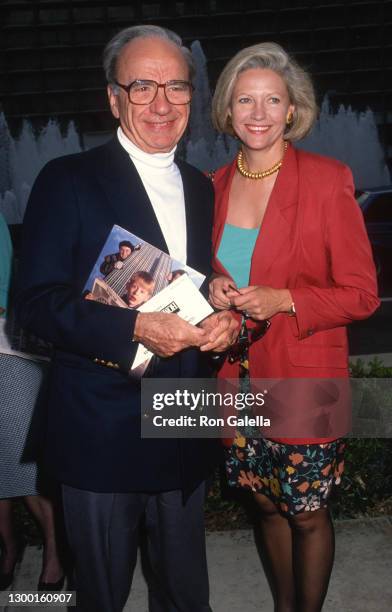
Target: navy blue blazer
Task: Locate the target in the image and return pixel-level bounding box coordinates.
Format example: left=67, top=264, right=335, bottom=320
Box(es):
left=15, top=137, right=221, bottom=495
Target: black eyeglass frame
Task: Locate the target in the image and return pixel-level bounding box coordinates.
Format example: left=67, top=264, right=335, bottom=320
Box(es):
left=114, top=79, right=194, bottom=105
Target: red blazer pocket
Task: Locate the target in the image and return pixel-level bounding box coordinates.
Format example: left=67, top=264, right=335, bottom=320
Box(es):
left=287, top=345, right=348, bottom=369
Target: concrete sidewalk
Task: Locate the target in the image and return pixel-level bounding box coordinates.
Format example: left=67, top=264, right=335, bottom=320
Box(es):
left=1, top=516, right=392, bottom=612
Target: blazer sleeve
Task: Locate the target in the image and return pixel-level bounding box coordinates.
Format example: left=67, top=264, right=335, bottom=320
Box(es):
left=290, top=164, right=380, bottom=340
left=14, top=159, right=139, bottom=370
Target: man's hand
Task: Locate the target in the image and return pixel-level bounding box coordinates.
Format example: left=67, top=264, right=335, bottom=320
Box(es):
left=209, top=275, right=234, bottom=310
left=226, top=285, right=293, bottom=320
left=133, top=312, right=208, bottom=357
left=114, top=261, right=124, bottom=270
left=199, top=311, right=239, bottom=353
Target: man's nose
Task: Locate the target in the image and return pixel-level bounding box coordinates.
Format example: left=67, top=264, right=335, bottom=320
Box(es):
left=150, top=86, right=172, bottom=114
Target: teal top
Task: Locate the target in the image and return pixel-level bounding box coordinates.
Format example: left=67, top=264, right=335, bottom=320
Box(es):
left=217, top=223, right=259, bottom=289
left=0, top=213, right=13, bottom=317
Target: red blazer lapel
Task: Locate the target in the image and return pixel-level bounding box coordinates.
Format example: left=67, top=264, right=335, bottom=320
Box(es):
left=249, top=143, right=300, bottom=288
left=212, top=162, right=236, bottom=249
left=212, top=144, right=300, bottom=288
left=211, top=160, right=237, bottom=278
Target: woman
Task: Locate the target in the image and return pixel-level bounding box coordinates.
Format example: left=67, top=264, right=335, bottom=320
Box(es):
left=0, top=212, right=64, bottom=591
left=209, top=43, right=379, bottom=611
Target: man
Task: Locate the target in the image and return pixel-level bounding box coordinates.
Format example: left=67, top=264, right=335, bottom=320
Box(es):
left=100, top=239, right=139, bottom=276
left=16, top=25, right=237, bottom=612
left=123, top=271, right=155, bottom=308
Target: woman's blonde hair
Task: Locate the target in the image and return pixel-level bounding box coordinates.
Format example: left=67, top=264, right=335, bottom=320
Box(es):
left=212, top=42, right=317, bottom=141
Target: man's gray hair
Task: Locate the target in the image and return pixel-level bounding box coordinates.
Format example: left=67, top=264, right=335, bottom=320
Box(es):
left=103, top=24, right=195, bottom=86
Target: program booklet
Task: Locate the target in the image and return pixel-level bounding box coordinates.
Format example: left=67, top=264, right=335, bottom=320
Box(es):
left=83, top=224, right=213, bottom=375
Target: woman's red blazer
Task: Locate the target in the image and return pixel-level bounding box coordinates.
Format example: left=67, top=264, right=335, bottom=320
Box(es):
left=211, top=143, right=380, bottom=444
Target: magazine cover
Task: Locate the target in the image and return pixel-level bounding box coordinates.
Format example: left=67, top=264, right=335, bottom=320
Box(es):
left=83, top=224, right=213, bottom=375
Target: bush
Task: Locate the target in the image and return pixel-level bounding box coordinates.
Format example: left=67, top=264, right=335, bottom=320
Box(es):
left=330, top=438, right=392, bottom=518
left=350, top=356, right=392, bottom=378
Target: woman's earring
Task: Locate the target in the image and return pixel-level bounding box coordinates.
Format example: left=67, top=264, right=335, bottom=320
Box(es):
left=286, top=111, right=293, bottom=125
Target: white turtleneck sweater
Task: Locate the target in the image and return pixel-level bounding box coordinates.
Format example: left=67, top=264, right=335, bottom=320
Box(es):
left=117, top=127, right=187, bottom=264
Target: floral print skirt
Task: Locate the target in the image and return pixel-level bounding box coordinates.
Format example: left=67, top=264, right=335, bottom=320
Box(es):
left=225, top=322, right=345, bottom=515
left=225, top=434, right=345, bottom=516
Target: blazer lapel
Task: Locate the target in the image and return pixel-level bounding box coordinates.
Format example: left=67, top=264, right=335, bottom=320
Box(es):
left=97, top=141, right=211, bottom=274
left=177, top=159, right=210, bottom=271
left=98, top=138, right=168, bottom=252
left=212, top=162, right=237, bottom=260
left=250, top=143, right=299, bottom=285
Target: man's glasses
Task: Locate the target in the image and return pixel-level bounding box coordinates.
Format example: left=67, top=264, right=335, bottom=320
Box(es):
left=114, top=79, right=194, bottom=105
left=228, top=319, right=271, bottom=364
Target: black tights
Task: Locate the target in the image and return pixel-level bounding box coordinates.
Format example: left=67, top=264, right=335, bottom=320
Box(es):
left=254, top=493, right=334, bottom=612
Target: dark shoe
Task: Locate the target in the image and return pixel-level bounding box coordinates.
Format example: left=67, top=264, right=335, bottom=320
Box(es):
left=37, top=575, right=65, bottom=591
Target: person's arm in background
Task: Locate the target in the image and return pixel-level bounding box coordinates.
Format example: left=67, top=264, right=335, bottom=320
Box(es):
left=0, top=213, right=13, bottom=317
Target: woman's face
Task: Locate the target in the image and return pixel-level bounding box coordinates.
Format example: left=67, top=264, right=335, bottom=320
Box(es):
left=230, top=68, right=294, bottom=154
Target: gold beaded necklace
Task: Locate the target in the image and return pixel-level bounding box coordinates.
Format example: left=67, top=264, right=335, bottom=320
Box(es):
left=237, top=141, right=288, bottom=180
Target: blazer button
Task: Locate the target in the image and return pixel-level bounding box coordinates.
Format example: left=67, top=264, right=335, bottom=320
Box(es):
left=308, top=329, right=314, bottom=336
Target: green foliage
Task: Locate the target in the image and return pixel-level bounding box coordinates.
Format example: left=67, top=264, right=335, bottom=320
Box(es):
left=330, top=438, right=392, bottom=518
left=349, top=357, right=392, bottom=378
left=328, top=359, right=392, bottom=517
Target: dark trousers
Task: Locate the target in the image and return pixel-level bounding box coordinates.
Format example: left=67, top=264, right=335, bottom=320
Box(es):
left=62, top=482, right=212, bottom=612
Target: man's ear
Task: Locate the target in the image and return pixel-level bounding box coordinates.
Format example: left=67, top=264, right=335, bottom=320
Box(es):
left=107, top=85, right=120, bottom=119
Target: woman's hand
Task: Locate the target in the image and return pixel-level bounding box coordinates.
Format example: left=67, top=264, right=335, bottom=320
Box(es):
left=226, top=285, right=293, bottom=320
left=199, top=311, right=239, bottom=353
left=209, top=275, right=236, bottom=310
